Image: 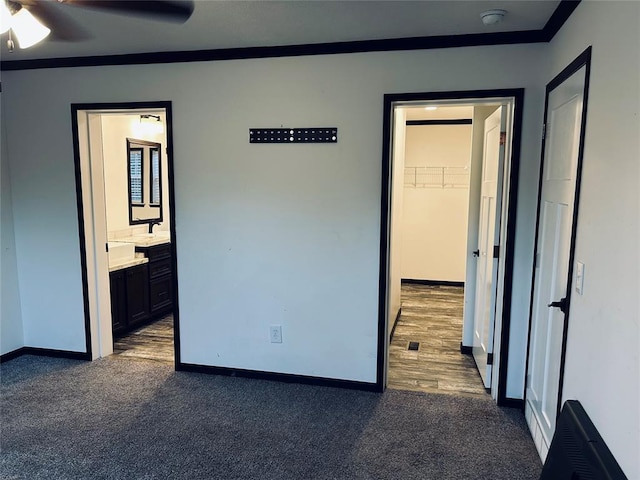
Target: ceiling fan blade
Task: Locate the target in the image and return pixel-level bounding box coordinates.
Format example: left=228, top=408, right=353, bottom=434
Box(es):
left=20, top=0, right=93, bottom=41
left=62, top=0, right=194, bottom=23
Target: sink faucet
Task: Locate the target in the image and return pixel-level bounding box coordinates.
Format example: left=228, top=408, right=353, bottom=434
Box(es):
left=148, top=221, right=161, bottom=234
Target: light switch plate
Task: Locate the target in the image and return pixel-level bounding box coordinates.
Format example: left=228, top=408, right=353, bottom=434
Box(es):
left=575, top=262, right=584, bottom=295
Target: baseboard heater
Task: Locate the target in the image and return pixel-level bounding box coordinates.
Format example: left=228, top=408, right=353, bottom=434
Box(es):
left=540, top=400, right=627, bottom=480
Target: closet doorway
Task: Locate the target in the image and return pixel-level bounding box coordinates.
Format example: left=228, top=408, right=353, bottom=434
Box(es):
left=388, top=105, right=482, bottom=396
left=379, top=90, right=524, bottom=405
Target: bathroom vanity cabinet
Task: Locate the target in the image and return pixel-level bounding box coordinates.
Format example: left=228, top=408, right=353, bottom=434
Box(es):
left=110, top=263, right=150, bottom=337
left=140, top=243, right=174, bottom=316
left=110, top=241, right=174, bottom=339
left=109, top=269, right=128, bottom=336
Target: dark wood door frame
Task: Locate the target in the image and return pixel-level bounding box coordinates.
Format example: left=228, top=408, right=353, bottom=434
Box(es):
left=524, top=46, right=592, bottom=416
left=70, top=101, right=181, bottom=365
left=377, top=89, right=525, bottom=407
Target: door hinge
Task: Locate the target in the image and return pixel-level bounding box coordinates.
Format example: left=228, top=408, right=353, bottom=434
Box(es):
left=542, top=123, right=546, bottom=140
left=106, top=243, right=109, bottom=253
left=493, top=245, right=500, bottom=259
left=487, top=353, right=494, bottom=365
left=500, top=131, right=507, bottom=145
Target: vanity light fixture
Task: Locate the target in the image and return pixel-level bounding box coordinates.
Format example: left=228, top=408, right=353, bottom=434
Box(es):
left=3, top=2, right=51, bottom=52
left=140, top=114, right=162, bottom=123
left=138, top=114, right=164, bottom=135
left=424, top=106, right=438, bottom=111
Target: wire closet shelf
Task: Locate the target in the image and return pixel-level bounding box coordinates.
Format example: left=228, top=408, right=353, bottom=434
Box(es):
left=404, top=166, right=470, bottom=189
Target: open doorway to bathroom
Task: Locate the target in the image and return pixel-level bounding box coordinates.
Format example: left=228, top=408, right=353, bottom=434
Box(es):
left=71, top=101, right=179, bottom=365
left=379, top=90, right=524, bottom=406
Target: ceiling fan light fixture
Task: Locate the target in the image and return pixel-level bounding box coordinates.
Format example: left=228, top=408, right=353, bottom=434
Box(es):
left=0, top=1, right=12, bottom=34
left=481, top=9, right=507, bottom=26
left=11, top=7, right=51, bottom=49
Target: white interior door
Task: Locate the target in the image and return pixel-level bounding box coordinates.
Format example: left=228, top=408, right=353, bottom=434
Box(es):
left=526, top=64, right=587, bottom=452
left=77, top=111, right=113, bottom=359
left=472, top=106, right=505, bottom=388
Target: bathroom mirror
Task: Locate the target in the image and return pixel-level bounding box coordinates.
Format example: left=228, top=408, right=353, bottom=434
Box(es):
left=127, top=138, right=163, bottom=225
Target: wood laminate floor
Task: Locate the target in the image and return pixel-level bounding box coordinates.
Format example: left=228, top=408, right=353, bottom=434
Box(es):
left=112, top=288, right=484, bottom=396
left=388, top=283, right=487, bottom=397
left=113, top=314, right=174, bottom=364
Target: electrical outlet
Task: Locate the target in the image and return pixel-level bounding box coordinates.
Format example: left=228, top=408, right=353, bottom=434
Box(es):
left=270, top=325, right=282, bottom=343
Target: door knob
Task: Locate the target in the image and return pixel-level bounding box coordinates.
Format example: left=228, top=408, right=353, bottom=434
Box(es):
left=548, top=297, right=568, bottom=314
left=472, top=249, right=480, bottom=257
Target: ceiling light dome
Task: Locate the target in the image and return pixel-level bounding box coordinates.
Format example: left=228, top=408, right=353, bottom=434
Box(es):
left=481, top=9, right=507, bottom=26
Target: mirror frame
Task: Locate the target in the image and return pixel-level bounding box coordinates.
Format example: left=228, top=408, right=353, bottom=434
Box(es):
left=127, top=137, right=163, bottom=226
left=149, top=146, right=162, bottom=206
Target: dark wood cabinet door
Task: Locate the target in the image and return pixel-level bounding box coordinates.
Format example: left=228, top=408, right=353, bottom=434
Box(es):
left=126, top=263, right=150, bottom=328
left=148, top=258, right=172, bottom=279
left=109, top=270, right=128, bottom=337
left=150, top=274, right=173, bottom=314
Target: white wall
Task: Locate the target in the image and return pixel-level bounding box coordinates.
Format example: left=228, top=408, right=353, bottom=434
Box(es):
left=1, top=97, right=24, bottom=355
left=1, top=44, right=546, bottom=385
left=404, top=124, right=472, bottom=169
left=101, top=114, right=170, bottom=234
left=547, top=2, right=640, bottom=477
left=401, top=124, right=471, bottom=281
left=102, top=115, right=130, bottom=232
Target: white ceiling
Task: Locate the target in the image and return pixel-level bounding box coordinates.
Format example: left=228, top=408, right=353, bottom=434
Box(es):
left=1, top=0, right=562, bottom=62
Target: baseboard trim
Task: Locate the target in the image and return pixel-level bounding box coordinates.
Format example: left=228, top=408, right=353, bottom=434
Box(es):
left=176, top=363, right=380, bottom=392
left=0, top=347, right=90, bottom=363
left=460, top=343, right=473, bottom=355
left=0, top=347, right=26, bottom=363
left=402, top=279, right=464, bottom=288
left=389, top=307, right=402, bottom=341
left=498, top=397, right=525, bottom=410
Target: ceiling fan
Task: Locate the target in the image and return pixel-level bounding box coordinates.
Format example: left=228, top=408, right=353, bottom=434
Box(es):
left=1, top=0, right=194, bottom=52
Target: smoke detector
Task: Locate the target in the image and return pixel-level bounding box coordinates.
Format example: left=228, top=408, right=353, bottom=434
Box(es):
left=481, top=9, right=507, bottom=25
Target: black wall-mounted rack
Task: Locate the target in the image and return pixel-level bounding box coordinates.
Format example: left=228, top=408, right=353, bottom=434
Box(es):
left=249, top=128, right=337, bottom=144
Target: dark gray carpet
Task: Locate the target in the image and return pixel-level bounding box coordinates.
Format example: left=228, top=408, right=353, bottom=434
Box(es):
left=1, top=355, right=541, bottom=480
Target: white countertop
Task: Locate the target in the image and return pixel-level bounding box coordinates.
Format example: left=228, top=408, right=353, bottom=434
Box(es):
left=108, top=257, right=149, bottom=272
left=116, top=234, right=171, bottom=247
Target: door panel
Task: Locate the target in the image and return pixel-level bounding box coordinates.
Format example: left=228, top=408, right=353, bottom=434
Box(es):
left=530, top=200, right=570, bottom=429
left=472, top=106, right=504, bottom=388
left=547, top=97, right=580, bottom=181
left=526, top=62, right=588, bottom=454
